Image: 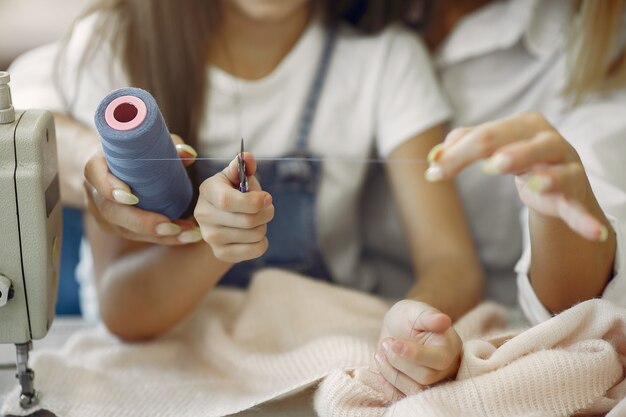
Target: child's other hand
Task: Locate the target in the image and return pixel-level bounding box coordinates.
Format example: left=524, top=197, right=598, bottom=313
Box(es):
left=375, top=300, right=462, bottom=401
left=84, top=134, right=200, bottom=245
left=194, top=153, right=275, bottom=263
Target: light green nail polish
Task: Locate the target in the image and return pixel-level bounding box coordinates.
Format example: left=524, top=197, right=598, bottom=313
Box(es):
left=527, top=176, right=552, bottom=193
left=427, top=144, right=444, bottom=164
left=176, top=144, right=198, bottom=158
left=482, top=154, right=513, bottom=175
left=481, top=159, right=498, bottom=175
left=178, top=228, right=202, bottom=244
left=112, top=189, right=139, bottom=205
left=156, top=222, right=182, bottom=236
left=599, top=224, right=609, bottom=242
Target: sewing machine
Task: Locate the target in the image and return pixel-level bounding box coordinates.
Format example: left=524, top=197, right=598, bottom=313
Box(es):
left=0, top=71, right=62, bottom=408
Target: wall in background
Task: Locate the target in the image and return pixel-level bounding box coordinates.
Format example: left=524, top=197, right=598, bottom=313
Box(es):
left=0, top=0, right=88, bottom=70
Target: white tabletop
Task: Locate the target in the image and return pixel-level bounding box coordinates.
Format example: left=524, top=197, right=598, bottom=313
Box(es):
left=0, top=318, right=316, bottom=417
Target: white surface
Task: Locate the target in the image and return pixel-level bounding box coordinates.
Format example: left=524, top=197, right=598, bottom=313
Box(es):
left=0, top=317, right=316, bottom=416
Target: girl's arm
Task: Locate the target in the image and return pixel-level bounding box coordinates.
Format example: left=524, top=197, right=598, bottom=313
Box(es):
left=86, top=214, right=231, bottom=341
left=385, top=124, right=484, bottom=319
left=88, top=153, right=274, bottom=341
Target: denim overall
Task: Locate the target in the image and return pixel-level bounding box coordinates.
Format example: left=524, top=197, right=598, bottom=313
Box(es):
left=196, top=26, right=337, bottom=288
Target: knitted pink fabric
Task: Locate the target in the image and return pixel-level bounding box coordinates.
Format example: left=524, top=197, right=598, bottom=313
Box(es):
left=2, top=270, right=624, bottom=417
left=315, top=302, right=626, bottom=417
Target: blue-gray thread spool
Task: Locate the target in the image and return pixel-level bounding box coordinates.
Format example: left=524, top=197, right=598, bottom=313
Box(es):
left=94, top=87, right=193, bottom=219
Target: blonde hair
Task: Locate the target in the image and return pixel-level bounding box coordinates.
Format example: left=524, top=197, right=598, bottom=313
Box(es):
left=567, top=0, right=626, bottom=103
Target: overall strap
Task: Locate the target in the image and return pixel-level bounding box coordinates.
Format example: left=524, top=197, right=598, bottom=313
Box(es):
left=294, top=24, right=338, bottom=152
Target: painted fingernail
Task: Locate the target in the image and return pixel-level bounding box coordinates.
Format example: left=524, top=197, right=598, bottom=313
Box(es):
left=599, top=224, right=609, bottom=242
left=156, top=222, right=182, bottom=236
left=427, top=143, right=445, bottom=164
left=112, top=189, right=139, bottom=205
left=175, top=143, right=198, bottom=158
left=482, top=154, right=513, bottom=175
left=178, top=228, right=202, bottom=243
left=527, top=175, right=553, bottom=193
left=424, top=164, right=444, bottom=182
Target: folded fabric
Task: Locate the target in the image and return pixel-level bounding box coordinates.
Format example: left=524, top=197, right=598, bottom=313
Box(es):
left=2, top=269, right=625, bottom=417
left=315, top=300, right=626, bottom=417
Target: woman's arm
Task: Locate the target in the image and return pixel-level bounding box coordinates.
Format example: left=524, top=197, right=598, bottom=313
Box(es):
left=385, top=125, right=484, bottom=320
left=427, top=112, right=616, bottom=314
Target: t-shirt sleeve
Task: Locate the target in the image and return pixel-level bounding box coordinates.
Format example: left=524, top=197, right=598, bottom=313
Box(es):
left=375, top=26, right=452, bottom=157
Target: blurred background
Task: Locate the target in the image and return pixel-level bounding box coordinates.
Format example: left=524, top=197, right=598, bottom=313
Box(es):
left=0, top=0, right=89, bottom=315
left=0, top=0, right=87, bottom=70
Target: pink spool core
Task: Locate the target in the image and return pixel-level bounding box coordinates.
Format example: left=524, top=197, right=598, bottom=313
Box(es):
left=104, top=95, right=147, bottom=131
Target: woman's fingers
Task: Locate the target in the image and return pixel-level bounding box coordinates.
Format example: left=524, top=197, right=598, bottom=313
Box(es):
left=85, top=184, right=200, bottom=244
left=84, top=151, right=138, bottom=204
left=482, top=131, right=576, bottom=176
left=556, top=197, right=609, bottom=241
left=171, top=134, right=198, bottom=167
left=428, top=112, right=552, bottom=180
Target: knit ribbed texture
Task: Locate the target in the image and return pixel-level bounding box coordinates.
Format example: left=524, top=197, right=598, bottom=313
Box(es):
left=2, top=271, right=625, bottom=417
left=315, top=301, right=626, bottom=417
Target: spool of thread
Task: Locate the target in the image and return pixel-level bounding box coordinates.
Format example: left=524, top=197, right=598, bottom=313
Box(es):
left=94, top=87, right=193, bottom=219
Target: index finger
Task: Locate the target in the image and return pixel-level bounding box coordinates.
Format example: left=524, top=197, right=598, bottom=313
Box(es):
left=84, top=152, right=133, bottom=202
left=436, top=113, right=550, bottom=179
left=224, top=152, right=257, bottom=185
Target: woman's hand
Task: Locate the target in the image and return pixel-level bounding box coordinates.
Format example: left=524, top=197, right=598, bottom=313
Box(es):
left=84, top=134, right=201, bottom=245
left=194, top=153, right=274, bottom=263
left=375, top=300, right=462, bottom=401
left=425, top=112, right=609, bottom=242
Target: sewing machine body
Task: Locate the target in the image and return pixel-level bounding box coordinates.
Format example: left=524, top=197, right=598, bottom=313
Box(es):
left=0, top=76, right=61, bottom=346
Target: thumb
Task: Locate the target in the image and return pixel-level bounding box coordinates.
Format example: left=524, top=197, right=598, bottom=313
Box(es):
left=223, top=152, right=257, bottom=186
left=414, top=310, right=452, bottom=334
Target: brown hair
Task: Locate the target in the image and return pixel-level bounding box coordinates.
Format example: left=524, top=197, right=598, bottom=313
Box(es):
left=58, top=0, right=360, bottom=150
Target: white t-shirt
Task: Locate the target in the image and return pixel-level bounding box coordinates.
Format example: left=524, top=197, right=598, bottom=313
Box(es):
left=8, top=15, right=451, bottom=302
left=364, top=0, right=626, bottom=321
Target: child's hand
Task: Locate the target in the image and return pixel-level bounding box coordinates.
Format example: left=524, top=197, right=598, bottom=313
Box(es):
left=84, top=134, right=200, bottom=245
left=194, top=153, right=275, bottom=263
left=375, top=300, right=462, bottom=401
